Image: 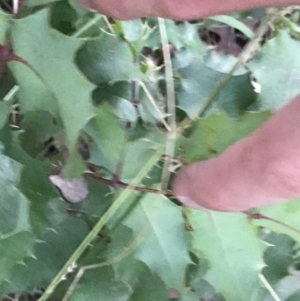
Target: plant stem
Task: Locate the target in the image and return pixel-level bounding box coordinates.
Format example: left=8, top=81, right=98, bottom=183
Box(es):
left=38, top=150, right=162, bottom=301
left=86, top=171, right=173, bottom=195
left=244, top=211, right=300, bottom=235
left=158, top=17, right=176, bottom=191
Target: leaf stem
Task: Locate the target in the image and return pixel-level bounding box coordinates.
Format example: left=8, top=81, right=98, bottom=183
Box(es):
left=85, top=171, right=173, bottom=195
left=244, top=211, right=300, bottom=235
left=158, top=18, right=176, bottom=191
left=72, top=15, right=103, bottom=38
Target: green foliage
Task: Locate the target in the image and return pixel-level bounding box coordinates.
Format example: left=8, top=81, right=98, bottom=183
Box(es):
left=0, top=3, right=300, bottom=301
left=250, top=30, right=300, bottom=110
left=188, top=211, right=266, bottom=301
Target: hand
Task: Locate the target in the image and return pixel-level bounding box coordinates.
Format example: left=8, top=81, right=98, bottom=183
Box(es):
left=78, top=0, right=300, bottom=20
left=173, top=96, right=300, bottom=212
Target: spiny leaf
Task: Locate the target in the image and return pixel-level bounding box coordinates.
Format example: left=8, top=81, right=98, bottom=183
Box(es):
left=249, top=30, right=300, bottom=111
left=10, top=8, right=95, bottom=151
left=187, top=210, right=266, bottom=301
left=85, top=104, right=128, bottom=174
left=0, top=231, right=35, bottom=284
left=123, top=194, right=190, bottom=290
left=1, top=218, right=90, bottom=294
left=263, top=233, right=295, bottom=285
left=69, top=266, right=131, bottom=301
left=0, top=153, right=30, bottom=236
left=175, top=51, right=257, bottom=118
left=0, top=153, right=35, bottom=284
left=76, top=31, right=142, bottom=84
left=177, top=110, right=271, bottom=162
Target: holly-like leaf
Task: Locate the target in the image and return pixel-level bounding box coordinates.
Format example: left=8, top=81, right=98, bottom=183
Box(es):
left=175, top=51, right=257, bottom=118
left=120, top=130, right=165, bottom=181
left=19, top=111, right=61, bottom=158
left=85, top=104, right=128, bottom=174
left=10, top=9, right=95, bottom=151
left=187, top=210, right=266, bottom=301
left=263, top=233, right=295, bottom=285
left=76, top=31, right=142, bottom=84
left=130, top=272, right=168, bottom=301
left=70, top=266, right=131, bottom=301
left=249, top=30, right=300, bottom=111
left=0, top=153, right=36, bottom=284
left=0, top=232, right=35, bottom=285
left=123, top=194, right=190, bottom=291
left=177, top=110, right=271, bottom=162
left=1, top=217, right=90, bottom=294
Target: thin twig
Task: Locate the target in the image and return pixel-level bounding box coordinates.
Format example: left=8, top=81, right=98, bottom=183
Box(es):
left=139, top=80, right=171, bottom=131
left=102, top=16, right=115, bottom=34
left=85, top=171, right=173, bottom=195
left=12, top=0, right=18, bottom=15
left=73, top=15, right=103, bottom=38
left=244, top=211, right=300, bottom=235
left=158, top=18, right=176, bottom=191
left=62, top=220, right=153, bottom=301
left=259, top=274, right=282, bottom=301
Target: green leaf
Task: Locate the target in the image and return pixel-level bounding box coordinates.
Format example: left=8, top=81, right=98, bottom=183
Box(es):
left=130, top=273, right=168, bottom=301
left=2, top=217, right=90, bottom=294
left=0, top=11, right=10, bottom=43
left=287, top=291, right=300, bottom=301
left=253, top=200, right=300, bottom=243
left=18, top=160, right=63, bottom=236
left=0, top=154, right=29, bottom=236
left=188, top=211, right=265, bottom=301
left=0, top=231, right=35, bottom=283
left=209, top=15, right=254, bottom=38
left=11, top=9, right=95, bottom=149
left=0, top=101, right=11, bottom=131
left=249, top=30, right=300, bottom=111
left=177, top=110, right=271, bottom=162
left=76, top=31, right=142, bottom=84
left=144, top=19, right=184, bottom=50
left=263, top=233, right=294, bottom=285
left=120, top=19, right=143, bottom=42
left=9, top=61, right=58, bottom=115
left=85, top=104, right=128, bottom=173
left=0, top=154, right=35, bottom=283
left=121, top=130, right=165, bottom=181
left=70, top=266, right=131, bottom=301
left=50, top=1, right=78, bottom=35
left=263, top=275, right=300, bottom=301
left=19, top=111, right=61, bottom=158
left=80, top=178, right=113, bottom=218
left=123, top=194, right=190, bottom=290
left=175, top=52, right=257, bottom=118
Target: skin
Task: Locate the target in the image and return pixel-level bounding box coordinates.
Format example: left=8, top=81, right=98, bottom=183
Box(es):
left=78, top=0, right=300, bottom=20
left=173, top=96, right=300, bottom=212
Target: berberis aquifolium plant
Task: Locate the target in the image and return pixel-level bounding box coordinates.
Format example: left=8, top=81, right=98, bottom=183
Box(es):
left=1, top=1, right=300, bottom=301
